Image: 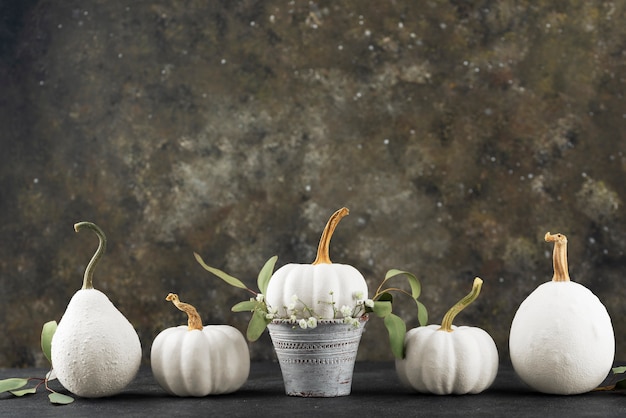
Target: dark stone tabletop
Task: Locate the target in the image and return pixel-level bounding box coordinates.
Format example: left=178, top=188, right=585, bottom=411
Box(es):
left=2, top=362, right=625, bottom=417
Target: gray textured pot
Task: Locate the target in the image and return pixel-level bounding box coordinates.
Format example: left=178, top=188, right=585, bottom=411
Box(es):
left=267, top=317, right=368, bottom=397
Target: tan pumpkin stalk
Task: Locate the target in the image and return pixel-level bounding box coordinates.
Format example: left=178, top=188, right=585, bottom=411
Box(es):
left=151, top=293, right=250, bottom=396
left=312, top=207, right=349, bottom=265
left=166, top=293, right=203, bottom=331
left=544, top=232, right=569, bottom=282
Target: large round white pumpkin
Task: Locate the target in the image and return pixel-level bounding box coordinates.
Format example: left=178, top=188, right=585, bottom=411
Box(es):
left=509, top=233, right=615, bottom=395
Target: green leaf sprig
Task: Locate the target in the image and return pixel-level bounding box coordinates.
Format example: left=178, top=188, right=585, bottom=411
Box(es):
left=194, top=253, right=428, bottom=359
left=194, top=252, right=277, bottom=341
left=595, top=366, right=626, bottom=391
left=366, top=269, right=428, bottom=359
left=0, top=321, right=74, bottom=405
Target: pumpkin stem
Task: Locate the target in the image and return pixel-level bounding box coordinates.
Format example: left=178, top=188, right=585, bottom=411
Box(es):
left=439, top=277, right=483, bottom=332
left=312, top=207, right=350, bottom=265
left=545, top=232, right=570, bottom=282
left=74, top=222, right=107, bottom=290
left=166, top=293, right=203, bottom=331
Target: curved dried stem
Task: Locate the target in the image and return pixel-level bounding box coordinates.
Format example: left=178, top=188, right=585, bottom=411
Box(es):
left=545, top=232, right=570, bottom=282
left=312, top=207, right=349, bottom=265
left=166, top=293, right=203, bottom=331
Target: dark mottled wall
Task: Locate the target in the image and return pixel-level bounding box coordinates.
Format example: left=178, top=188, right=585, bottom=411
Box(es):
left=1, top=0, right=625, bottom=367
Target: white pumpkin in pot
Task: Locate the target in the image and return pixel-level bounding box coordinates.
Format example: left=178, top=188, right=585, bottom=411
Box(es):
left=509, top=232, right=615, bottom=395
left=265, top=207, right=368, bottom=319
left=396, top=277, right=498, bottom=395
left=151, top=293, right=250, bottom=396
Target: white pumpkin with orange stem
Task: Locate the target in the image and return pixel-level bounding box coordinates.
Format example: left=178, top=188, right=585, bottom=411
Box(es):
left=509, top=232, right=615, bottom=395
left=265, top=207, right=368, bottom=319
left=151, top=293, right=250, bottom=396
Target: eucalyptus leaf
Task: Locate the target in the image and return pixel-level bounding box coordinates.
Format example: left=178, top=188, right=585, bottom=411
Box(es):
left=384, top=313, right=407, bottom=359
left=613, top=366, right=626, bottom=374
left=407, top=274, right=422, bottom=299
left=247, top=309, right=270, bottom=342
left=384, top=269, right=421, bottom=299
left=10, top=387, right=37, bottom=397
left=376, top=292, right=393, bottom=303
left=0, top=378, right=28, bottom=393
left=612, top=365, right=626, bottom=391
left=232, top=300, right=258, bottom=312
left=416, top=300, right=428, bottom=326
left=194, top=252, right=248, bottom=289
left=615, top=379, right=626, bottom=390
left=257, top=255, right=278, bottom=295
left=371, top=300, right=392, bottom=318
left=49, top=392, right=74, bottom=405
left=41, top=320, right=57, bottom=364
left=385, top=269, right=422, bottom=299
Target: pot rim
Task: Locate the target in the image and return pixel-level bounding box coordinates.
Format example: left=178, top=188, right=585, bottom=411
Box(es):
left=269, top=315, right=368, bottom=326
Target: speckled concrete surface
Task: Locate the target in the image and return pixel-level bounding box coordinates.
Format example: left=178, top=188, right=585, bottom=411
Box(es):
left=1, top=1, right=625, bottom=367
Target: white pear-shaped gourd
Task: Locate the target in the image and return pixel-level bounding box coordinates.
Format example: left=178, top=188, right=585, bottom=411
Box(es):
left=265, top=207, right=368, bottom=319
left=51, top=222, right=142, bottom=398
left=509, top=232, right=615, bottom=395
left=151, top=293, right=250, bottom=396
left=396, top=278, right=499, bottom=395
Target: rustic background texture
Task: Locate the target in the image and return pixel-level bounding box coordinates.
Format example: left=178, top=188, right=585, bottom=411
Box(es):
left=1, top=0, right=625, bottom=367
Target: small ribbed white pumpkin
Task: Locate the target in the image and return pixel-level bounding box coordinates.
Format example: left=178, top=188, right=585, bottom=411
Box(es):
left=509, top=232, right=615, bottom=395
left=151, top=293, right=250, bottom=397
left=396, top=278, right=498, bottom=395
left=265, top=207, right=368, bottom=319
